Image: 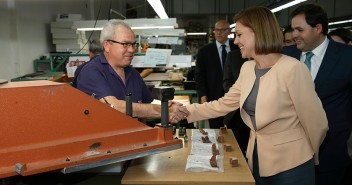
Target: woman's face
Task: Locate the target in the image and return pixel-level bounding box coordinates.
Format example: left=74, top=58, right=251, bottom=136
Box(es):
left=234, top=22, right=255, bottom=59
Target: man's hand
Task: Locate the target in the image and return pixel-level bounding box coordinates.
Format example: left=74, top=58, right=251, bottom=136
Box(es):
left=169, top=101, right=190, bottom=124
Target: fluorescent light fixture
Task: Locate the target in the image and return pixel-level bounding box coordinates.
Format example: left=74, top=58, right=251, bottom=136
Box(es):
left=329, top=19, right=352, bottom=25
left=73, top=18, right=178, bottom=31
left=186, top=32, right=207, bottom=36
left=78, top=27, right=175, bottom=31
left=134, top=29, right=185, bottom=36
left=73, top=20, right=107, bottom=31
left=132, top=26, right=174, bottom=29
left=147, top=0, right=168, bottom=19
left=127, top=18, right=177, bottom=29
left=271, top=0, right=307, bottom=13
left=230, top=23, right=236, bottom=28
left=77, top=28, right=103, bottom=31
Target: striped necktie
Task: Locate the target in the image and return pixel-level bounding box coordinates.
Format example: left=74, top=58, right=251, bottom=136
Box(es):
left=304, top=52, right=314, bottom=71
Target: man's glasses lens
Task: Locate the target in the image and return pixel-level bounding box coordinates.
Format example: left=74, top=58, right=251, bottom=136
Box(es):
left=107, top=40, right=138, bottom=49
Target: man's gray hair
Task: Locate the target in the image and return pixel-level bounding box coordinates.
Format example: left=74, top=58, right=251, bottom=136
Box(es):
left=89, top=39, right=103, bottom=55
left=100, top=20, right=133, bottom=44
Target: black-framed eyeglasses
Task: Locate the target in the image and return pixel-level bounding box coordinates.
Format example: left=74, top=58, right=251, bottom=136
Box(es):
left=213, top=28, right=229, bottom=34
left=107, top=39, right=138, bottom=49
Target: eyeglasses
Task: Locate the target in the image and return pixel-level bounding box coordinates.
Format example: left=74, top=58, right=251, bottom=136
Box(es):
left=213, top=28, right=229, bottom=34
left=107, top=39, right=138, bottom=49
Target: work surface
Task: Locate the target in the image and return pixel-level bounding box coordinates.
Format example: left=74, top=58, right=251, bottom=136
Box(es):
left=122, top=129, right=255, bottom=185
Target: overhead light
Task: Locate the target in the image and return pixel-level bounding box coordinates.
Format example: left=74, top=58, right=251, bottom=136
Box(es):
left=131, top=26, right=174, bottom=29
left=73, top=20, right=107, bottom=31
left=271, top=0, right=307, bottom=13
left=329, top=19, right=352, bottom=26
left=186, top=32, right=207, bottom=36
left=127, top=18, right=177, bottom=29
left=77, top=28, right=103, bottom=31
left=147, top=0, right=168, bottom=19
left=134, top=29, right=185, bottom=36
left=230, top=23, right=236, bottom=28
left=73, top=18, right=178, bottom=31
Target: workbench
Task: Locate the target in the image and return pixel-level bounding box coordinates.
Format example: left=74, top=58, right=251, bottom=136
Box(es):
left=122, top=129, right=255, bottom=185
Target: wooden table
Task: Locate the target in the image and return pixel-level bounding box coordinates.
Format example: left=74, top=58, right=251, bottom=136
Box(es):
left=122, top=129, right=255, bottom=185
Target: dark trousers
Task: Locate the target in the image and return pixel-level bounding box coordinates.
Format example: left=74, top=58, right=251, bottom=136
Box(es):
left=315, top=166, right=348, bottom=185
left=208, top=116, right=224, bottom=129
left=253, top=142, right=315, bottom=185
left=342, top=164, right=352, bottom=185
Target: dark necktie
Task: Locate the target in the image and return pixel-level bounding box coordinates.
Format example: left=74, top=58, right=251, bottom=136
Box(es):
left=304, top=52, right=314, bottom=71
left=221, top=44, right=227, bottom=70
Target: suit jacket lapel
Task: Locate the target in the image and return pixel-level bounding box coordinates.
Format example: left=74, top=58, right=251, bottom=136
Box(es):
left=314, top=41, right=339, bottom=90
left=292, top=50, right=301, bottom=60
left=211, top=43, right=222, bottom=70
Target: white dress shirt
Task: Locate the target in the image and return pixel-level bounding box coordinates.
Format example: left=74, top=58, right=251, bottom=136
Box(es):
left=300, top=36, right=329, bottom=80
left=216, top=40, right=231, bottom=69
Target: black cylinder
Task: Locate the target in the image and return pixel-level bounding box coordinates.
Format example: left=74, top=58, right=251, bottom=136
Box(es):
left=161, top=101, right=169, bottom=127
left=126, top=93, right=132, bottom=117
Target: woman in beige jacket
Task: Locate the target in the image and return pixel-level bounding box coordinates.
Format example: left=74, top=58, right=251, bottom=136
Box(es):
left=172, top=7, right=328, bottom=185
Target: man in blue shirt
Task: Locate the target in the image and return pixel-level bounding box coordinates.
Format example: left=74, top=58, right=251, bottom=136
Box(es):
left=72, top=39, right=102, bottom=88
left=77, top=20, right=186, bottom=120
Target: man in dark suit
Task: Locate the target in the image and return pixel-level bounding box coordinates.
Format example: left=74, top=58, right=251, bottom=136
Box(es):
left=222, top=49, right=249, bottom=155
left=282, top=4, right=352, bottom=185
left=195, top=19, right=236, bottom=128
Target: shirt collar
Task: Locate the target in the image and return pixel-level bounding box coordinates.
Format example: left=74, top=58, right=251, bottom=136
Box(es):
left=216, top=40, right=230, bottom=49
left=302, top=36, right=329, bottom=58
left=100, top=53, right=132, bottom=76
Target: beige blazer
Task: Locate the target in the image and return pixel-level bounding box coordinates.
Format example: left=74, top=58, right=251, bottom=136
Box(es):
left=186, top=55, right=328, bottom=177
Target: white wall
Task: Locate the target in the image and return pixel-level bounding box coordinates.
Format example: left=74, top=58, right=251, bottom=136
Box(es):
left=0, top=0, right=93, bottom=80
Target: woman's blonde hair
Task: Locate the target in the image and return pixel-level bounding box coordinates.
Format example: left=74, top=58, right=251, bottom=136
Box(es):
left=234, top=6, right=283, bottom=54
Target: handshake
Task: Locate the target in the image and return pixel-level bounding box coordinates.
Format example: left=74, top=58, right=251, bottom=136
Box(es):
left=168, top=101, right=190, bottom=124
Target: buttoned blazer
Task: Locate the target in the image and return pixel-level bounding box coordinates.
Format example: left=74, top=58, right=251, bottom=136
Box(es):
left=195, top=41, right=236, bottom=101
left=186, top=55, right=328, bottom=176
left=282, top=40, right=352, bottom=172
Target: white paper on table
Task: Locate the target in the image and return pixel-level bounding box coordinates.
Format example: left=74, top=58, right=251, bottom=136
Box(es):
left=192, top=129, right=216, bottom=137
left=191, top=142, right=216, bottom=155
left=185, top=154, right=224, bottom=173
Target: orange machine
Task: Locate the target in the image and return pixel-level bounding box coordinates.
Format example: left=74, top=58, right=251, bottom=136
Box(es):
left=0, top=80, right=182, bottom=178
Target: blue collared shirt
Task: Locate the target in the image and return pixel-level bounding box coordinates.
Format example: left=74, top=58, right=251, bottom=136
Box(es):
left=77, top=54, right=153, bottom=103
